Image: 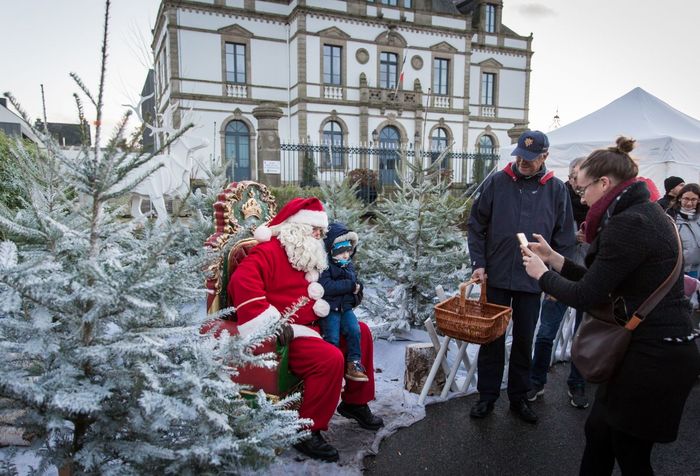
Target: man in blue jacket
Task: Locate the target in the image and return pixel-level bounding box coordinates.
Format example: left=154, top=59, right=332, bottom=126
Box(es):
left=467, top=130, right=576, bottom=423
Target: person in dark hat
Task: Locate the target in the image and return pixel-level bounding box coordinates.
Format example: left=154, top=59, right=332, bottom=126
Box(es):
left=657, top=176, right=685, bottom=215
left=467, top=130, right=577, bottom=424
left=319, top=222, right=368, bottom=382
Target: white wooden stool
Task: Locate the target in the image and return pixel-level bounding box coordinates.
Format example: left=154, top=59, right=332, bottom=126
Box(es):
left=418, top=283, right=515, bottom=405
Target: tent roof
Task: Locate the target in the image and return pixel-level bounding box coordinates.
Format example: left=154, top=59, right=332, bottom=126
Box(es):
left=547, top=87, right=700, bottom=145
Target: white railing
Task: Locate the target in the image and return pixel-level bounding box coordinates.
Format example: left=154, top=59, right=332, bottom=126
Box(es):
left=323, top=85, right=344, bottom=100
left=226, top=83, right=247, bottom=98
left=433, top=96, right=450, bottom=108
left=480, top=105, right=496, bottom=117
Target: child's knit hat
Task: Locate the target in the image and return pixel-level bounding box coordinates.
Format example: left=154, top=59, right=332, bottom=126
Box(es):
left=332, top=240, right=353, bottom=257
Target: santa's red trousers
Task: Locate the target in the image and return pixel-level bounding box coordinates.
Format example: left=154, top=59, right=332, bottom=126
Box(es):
left=288, top=322, right=375, bottom=431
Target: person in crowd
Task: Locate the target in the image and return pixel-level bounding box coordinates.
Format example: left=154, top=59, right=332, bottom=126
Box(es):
left=467, top=130, right=577, bottom=424
left=318, top=222, right=367, bottom=382
left=521, top=137, right=700, bottom=475
left=528, top=157, right=590, bottom=409
left=657, top=175, right=685, bottom=215
left=673, top=183, right=700, bottom=278
left=228, top=197, right=383, bottom=463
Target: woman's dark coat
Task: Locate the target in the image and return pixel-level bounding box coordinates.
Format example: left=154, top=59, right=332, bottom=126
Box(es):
left=540, top=181, right=700, bottom=442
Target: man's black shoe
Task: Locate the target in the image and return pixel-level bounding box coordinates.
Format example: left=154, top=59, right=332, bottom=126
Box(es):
left=293, top=431, right=339, bottom=462
left=510, top=399, right=538, bottom=424
left=337, top=402, right=384, bottom=430
left=469, top=400, right=495, bottom=418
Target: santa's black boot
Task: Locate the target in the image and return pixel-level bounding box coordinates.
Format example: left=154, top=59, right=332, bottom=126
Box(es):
left=337, top=402, right=384, bottom=430
left=293, top=431, right=339, bottom=462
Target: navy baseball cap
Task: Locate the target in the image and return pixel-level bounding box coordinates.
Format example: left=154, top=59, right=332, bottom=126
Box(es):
left=511, top=130, right=549, bottom=161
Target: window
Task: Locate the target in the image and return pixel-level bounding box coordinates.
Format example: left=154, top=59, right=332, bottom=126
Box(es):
left=478, top=134, right=495, bottom=155
left=378, top=126, right=401, bottom=185
left=481, top=72, right=495, bottom=105
left=485, top=4, right=496, bottom=33
left=370, top=0, right=411, bottom=5
left=323, top=45, right=342, bottom=85
left=157, top=44, right=167, bottom=93
left=225, top=120, right=250, bottom=181
left=433, top=58, right=449, bottom=96
left=322, top=121, right=344, bottom=168
left=474, top=134, right=497, bottom=184
left=225, top=42, right=246, bottom=84
left=431, top=128, right=448, bottom=154
left=430, top=128, right=449, bottom=167
left=380, top=52, right=398, bottom=89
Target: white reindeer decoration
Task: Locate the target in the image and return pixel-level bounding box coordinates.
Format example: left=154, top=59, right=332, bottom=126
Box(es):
left=125, top=97, right=209, bottom=223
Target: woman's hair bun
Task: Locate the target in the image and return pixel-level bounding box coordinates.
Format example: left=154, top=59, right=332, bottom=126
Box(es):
left=615, top=136, right=635, bottom=154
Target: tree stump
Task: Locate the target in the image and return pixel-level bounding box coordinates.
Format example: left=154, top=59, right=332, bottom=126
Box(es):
left=404, top=343, right=445, bottom=395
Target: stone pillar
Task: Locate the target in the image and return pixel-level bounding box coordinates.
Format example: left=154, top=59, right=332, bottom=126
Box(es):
left=253, top=103, right=284, bottom=187
left=508, top=123, right=529, bottom=144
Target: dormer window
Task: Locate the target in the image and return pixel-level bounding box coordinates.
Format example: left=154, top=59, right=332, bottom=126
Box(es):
left=485, top=4, right=496, bottom=33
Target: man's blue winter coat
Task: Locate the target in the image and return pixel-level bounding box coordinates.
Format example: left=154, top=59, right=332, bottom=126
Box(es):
left=320, top=222, right=361, bottom=312
left=467, top=162, right=577, bottom=294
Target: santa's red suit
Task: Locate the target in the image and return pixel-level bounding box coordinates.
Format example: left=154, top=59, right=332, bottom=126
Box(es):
left=227, top=201, right=375, bottom=432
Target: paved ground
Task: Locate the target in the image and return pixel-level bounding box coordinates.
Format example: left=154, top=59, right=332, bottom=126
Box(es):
left=364, top=360, right=700, bottom=476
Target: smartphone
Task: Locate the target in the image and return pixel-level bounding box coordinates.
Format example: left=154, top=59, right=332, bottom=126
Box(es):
left=516, top=233, right=528, bottom=248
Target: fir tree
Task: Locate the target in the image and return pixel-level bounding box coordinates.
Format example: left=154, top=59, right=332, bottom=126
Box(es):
left=0, top=131, right=33, bottom=213
left=299, top=147, right=319, bottom=188
left=0, top=2, right=305, bottom=473
left=361, top=152, right=470, bottom=334
left=319, top=179, right=367, bottom=231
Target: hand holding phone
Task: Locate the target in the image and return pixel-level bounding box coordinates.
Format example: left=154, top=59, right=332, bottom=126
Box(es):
left=517, top=233, right=528, bottom=247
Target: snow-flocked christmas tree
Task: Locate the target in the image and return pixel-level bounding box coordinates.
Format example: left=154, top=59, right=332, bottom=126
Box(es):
left=0, top=2, right=305, bottom=473
left=319, top=180, right=368, bottom=234
left=361, top=152, right=470, bottom=334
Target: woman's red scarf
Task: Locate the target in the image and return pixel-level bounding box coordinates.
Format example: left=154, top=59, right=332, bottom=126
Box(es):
left=583, top=178, right=638, bottom=243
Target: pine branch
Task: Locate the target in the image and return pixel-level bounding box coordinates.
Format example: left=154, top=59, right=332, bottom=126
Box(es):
left=69, top=73, right=97, bottom=107
left=73, top=93, right=90, bottom=146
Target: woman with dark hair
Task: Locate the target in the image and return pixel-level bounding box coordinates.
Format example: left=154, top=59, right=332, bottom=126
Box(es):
left=520, top=137, right=700, bottom=475
left=674, top=183, right=700, bottom=278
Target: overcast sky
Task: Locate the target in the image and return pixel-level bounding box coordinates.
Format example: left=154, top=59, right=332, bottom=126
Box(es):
left=2, top=0, right=698, bottom=142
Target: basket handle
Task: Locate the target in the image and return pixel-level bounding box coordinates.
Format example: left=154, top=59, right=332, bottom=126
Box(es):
left=479, top=276, right=488, bottom=304
left=459, top=276, right=488, bottom=310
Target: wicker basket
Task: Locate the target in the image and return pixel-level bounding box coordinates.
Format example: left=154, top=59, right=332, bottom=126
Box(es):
left=434, top=278, right=512, bottom=344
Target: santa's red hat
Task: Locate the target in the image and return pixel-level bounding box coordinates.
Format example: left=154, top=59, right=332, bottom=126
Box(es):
left=254, top=197, right=329, bottom=242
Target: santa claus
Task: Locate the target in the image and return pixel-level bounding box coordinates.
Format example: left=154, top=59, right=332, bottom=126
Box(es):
left=228, top=197, right=383, bottom=462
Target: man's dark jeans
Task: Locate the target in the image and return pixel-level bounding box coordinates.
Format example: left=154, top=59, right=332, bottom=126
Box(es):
left=530, top=298, right=585, bottom=388
left=477, top=287, right=541, bottom=403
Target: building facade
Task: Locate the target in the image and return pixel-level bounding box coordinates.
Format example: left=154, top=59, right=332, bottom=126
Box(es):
left=151, top=0, right=532, bottom=185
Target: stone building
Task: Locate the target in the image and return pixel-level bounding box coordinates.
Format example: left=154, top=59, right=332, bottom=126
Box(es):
left=151, top=0, right=532, bottom=186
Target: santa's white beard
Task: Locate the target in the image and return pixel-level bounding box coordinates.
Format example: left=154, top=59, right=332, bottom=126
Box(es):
left=277, top=223, right=328, bottom=276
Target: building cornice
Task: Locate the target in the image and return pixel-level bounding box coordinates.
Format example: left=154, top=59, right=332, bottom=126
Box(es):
left=156, top=0, right=531, bottom=50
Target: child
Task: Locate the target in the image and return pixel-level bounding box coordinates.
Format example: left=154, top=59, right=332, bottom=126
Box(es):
left=319, top=222, right=367, bottom=382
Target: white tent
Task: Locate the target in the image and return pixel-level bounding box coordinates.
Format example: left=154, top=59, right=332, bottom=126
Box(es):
left=500, top=87, right=700, bottom=190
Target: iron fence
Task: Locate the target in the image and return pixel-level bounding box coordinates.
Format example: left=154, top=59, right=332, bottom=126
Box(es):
left=279, top=142, right=499, bottom=191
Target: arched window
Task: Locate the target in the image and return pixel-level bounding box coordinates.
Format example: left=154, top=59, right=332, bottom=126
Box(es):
left=478, top=134, right=495, bottom=155
left=378, top=126, right=401, bottom=185
left=473, top=134, right=497, bottom=184
left=430, top=127, right=449, bottom=168
left=322, top=121, right=344, bottom=168
left=225, top=120, right=250, bottom=181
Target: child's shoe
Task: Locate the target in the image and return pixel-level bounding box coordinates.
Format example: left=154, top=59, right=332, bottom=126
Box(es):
left=345, top=361, right=369, bottom=382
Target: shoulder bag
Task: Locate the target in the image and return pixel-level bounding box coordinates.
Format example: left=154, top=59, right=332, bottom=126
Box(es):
left=571, top=222, right=683, bottom=383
